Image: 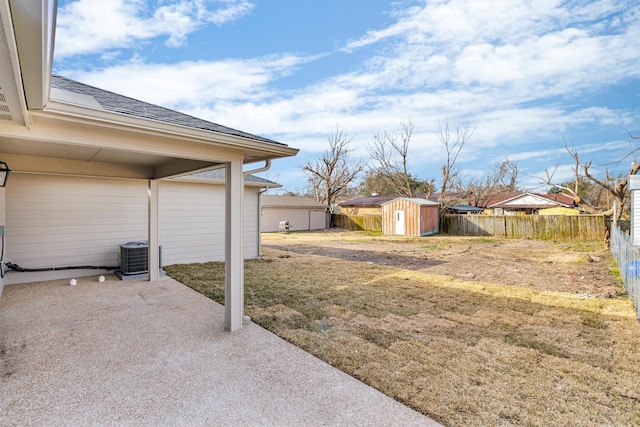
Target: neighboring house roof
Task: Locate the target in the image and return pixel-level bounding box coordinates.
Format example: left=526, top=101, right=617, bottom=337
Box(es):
left=475, top=192, right=521, bottom=207
left=339, top=195, right=400, bottom=207
left=486, top=192, right=574, bottom=209
left=538, top=193, right=577, bottom=205
left=262, top=195, right=327, bottom=209
left=382, top=197, right=439, bottom=206
left=449, top=205, right=484, bottom=213
left=50, top=76, right=284, bottom=146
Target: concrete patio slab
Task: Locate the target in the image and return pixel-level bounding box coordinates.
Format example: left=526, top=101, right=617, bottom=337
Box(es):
left=0, top=275, right=441, bottom=426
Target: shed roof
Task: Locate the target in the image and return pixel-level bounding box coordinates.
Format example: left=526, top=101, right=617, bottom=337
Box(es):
left=262, top=195, right=327, bottom=209
left=381, top=197, right=439, bottom=206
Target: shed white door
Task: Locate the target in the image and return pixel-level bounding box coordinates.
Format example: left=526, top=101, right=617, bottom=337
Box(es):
left=395, top=210, right=405, bottom=235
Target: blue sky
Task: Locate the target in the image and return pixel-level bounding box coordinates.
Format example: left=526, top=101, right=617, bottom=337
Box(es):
left=53, top=0, right=640, bottom=194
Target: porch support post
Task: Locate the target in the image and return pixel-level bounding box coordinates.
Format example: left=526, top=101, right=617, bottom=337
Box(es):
left=148, top=179, right=160, bottom=281
left=225, top=159, right=244, bottom=331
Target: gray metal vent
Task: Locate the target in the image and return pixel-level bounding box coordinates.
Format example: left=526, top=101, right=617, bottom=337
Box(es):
left=0, top=87, right=11, bottom=121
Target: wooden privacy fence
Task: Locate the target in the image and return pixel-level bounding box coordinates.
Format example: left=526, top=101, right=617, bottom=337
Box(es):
left=332, top=214, right=382, bottom=232
left=440, top=214, right=606, bottom=240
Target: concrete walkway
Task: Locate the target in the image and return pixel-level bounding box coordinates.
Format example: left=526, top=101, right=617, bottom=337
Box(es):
left=0, top=276, right=441, bottom=426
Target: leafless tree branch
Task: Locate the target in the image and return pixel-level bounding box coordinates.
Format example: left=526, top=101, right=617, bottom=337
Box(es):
left=302, top=125, right=365, bottom=212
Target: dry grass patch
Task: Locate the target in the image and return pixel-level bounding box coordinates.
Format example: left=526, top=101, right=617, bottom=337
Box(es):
left=165, top=242, right=640, bottom=426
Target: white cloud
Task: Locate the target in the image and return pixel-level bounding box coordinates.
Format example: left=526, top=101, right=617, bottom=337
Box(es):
left=342, top=0, right=640, bottom=99
left=53, top=0, right=640, bottom=190
left=63, top=53, right=307, bottom=108
left=55, top=0, right=253, bottom=57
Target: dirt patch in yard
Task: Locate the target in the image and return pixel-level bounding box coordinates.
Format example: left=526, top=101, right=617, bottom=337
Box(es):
left=263, top=229, right=621, bottom=298
left=165, top=230, right=639, bottom=426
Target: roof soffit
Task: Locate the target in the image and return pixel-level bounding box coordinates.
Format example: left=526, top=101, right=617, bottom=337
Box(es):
left=0, top=1, right=29, bottom=126
left=8, top=0, right=56, bottom=110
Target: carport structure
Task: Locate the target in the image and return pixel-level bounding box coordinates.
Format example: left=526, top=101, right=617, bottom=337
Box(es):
left=0, top=0, right=298, bottom=331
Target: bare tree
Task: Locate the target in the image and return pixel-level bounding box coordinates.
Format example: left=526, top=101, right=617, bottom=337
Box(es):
left=543, top=136, right=640, bottom=219
left=437, top=121, right=475, bottom=206
left=367, top=119, right=432, bottom=197
left=470, top=158, right=520, bottom=207
left=302, top=126, right=365, bottom=213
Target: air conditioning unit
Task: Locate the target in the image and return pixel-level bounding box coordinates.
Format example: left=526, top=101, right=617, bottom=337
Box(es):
left=119, top=241, right=162, bottom=275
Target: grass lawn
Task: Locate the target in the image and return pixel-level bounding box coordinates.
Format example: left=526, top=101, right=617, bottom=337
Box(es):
left=165, top=235, right=640, bottom=426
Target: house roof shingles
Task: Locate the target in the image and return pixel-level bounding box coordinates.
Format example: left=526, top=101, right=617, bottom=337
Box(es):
left=50, top=75, right=284, bottom=146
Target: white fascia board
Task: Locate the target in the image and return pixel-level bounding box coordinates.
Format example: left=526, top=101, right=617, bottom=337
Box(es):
left=40, top=99, right=299, bottom=158
left=263, top=205, right=326, bottom=209
left=175, top=175, right=282, bottom=188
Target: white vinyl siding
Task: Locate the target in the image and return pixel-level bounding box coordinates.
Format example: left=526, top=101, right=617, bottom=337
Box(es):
left=4, top=174, right=261, bottom=285
left=159, top=181, right=225, bottom=265
left=158, top=181, right=260, bottom=264
left=243, top=188, right=260, bottom=258
left=5, top=173, right=148, bottom=284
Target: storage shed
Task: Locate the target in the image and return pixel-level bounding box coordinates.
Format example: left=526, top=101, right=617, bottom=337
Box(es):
left=338, top=195, right=398, bottom=215
left=382, top=197, right=439, bottom=236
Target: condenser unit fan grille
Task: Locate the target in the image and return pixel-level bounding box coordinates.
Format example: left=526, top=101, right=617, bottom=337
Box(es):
left=119, top=241, right=162, bottom=275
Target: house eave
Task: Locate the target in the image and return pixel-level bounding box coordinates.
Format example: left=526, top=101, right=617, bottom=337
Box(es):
left=36, top=101, right=299, bottom=160
left=487, top=192, right=573, bottom=209
left=175, top=175, right=282, bottom=188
